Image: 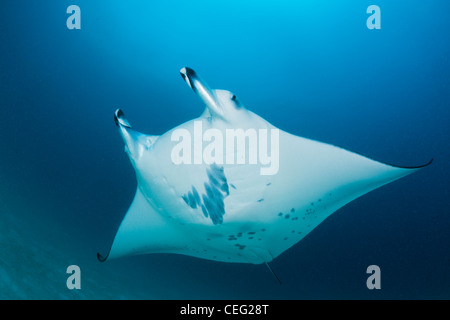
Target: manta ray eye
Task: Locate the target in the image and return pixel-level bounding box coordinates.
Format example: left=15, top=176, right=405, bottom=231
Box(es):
left=231, top=94, right=242, bottom=108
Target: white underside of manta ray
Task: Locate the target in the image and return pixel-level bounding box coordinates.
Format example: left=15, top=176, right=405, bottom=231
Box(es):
left=98, top=67, right=431, bottom=266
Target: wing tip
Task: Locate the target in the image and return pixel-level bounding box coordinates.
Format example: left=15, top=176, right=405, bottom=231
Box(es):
left=97, top=252, right=109, bottom=263
left=388, top=158, right=433, bottom=170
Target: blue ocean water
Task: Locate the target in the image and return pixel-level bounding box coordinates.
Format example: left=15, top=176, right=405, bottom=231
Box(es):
left=0, top=0, right=449, bottom=299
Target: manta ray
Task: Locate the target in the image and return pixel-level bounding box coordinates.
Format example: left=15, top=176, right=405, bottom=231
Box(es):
left=98, top=67, right=431, bottom=274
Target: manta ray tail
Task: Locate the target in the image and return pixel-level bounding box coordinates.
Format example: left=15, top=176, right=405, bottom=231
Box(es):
left=265, top=262, right=282, bottom=285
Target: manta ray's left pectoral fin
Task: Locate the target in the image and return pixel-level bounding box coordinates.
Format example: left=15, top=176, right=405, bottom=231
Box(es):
left=98, top=187, right=186, bottom=262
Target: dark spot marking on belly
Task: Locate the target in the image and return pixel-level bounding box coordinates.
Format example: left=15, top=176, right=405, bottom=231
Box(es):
left=187, top=191, right=197, bottom=209
left=220, top=182, right=230, bottom=196
left=181, top=164, right=231, bottom=225
left=202, top=194, right=223, bottom=225
left=192, top=186, right=201, bottom=204
left=207, top=169, right=220, bottom=187
left=201, top=204, right=208, bottom=218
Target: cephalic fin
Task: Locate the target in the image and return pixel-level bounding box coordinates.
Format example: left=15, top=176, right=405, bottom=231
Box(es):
left=180, top=67, right=224, bottom=118
left=114, top=109, right=160, bottom=158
